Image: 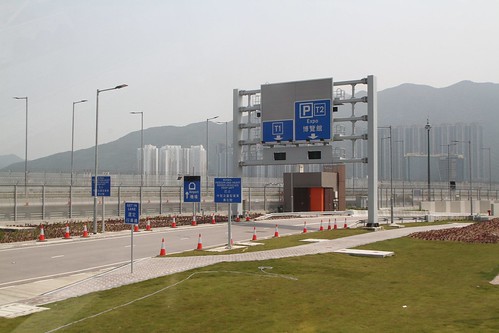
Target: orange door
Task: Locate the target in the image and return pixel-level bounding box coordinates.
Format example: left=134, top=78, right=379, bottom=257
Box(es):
left=309, top=187, right=324, bottom=211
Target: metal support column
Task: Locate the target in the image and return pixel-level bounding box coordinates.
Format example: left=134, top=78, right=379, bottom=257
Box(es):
left=367, top=75, right=378, bottom=226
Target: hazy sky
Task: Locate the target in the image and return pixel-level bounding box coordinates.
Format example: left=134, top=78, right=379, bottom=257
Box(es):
left=1, top=0, right=498, bottom=159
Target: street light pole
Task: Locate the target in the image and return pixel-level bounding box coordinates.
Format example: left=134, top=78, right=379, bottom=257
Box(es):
left=70, top=99, right=87, bottom=218
left=13, top=97, right=28, bottom=194
left=379, top=126, right=393, bottom=224
left=441, top=143, right=456, bottom=199
left=395, top=140, right=404, bottom=206
left=216, top=121, right=229, bottom=176
left=205, top=116, right=219, bottom=193
left=131, top=111, right=144, bottom=213
left=93, top=84, right=127, bottom=234
left=425, top=119, right=431, bottom=201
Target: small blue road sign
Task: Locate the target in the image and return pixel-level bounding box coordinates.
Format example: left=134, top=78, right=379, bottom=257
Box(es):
left=294, top=99, right=331, bottom=141
left=124, top=202, right=140, bottom=224
left=184, top=176, right=201, bottom=203
left=91, top=176, right=111, bottom=197
left=214, top=177, right=242, bottom=203
left=262, top=120, right=294, bottom=143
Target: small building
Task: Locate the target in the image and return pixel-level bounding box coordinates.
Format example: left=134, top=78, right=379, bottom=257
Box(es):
left=283, top=165, right=346, bottom=212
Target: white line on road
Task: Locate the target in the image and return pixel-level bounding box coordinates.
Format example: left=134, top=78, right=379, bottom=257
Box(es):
left=0, top=261, right=131, bottom=288
left=51, top=255, right=64, bottom=259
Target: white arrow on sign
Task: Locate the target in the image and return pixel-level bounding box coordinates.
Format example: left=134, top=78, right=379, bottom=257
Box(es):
left=185, top=191, right=189, bottom=198
left=274, top=135, right=283, bottom=141
left=309, top=133, right=318, bottom=139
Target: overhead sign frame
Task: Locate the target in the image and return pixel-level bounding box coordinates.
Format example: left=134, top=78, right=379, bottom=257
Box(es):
left=260, top=78, right=333, bottom=145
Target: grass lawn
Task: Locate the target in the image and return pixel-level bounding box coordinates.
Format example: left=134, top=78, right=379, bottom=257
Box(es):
left=170, top=228, right=368, bottom=256
left=2, top=229, right=498, bottom=333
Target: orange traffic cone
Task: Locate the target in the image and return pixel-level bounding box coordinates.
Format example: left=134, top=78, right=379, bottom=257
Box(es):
left=159, top=238, right=167, bottom=256
left=191, top=215, right=197, bottom=226
left=303, top=221, right=308, bottom=233
left=64, top=224, right=71, bottom=239
left=82, top=224, right=89, bottom=238
left=252, top=227, right=258, bottom=241
left=327, top=219, right=332, bottom=230
left=134, top=224, right=140, bottom=232
left=196, top=234, right=203, bottom=250
left=211, top=213, right=216, bottom=224
left=236, top=215, right=241, bottom=222
left=334, top=218, right=338, bottom=230
left=274, top=224, right=280, bottom=237
left=145, top=218, right=152, bottom=231
left=246, top=212, right=251, bottom=221
left=38, top=224, right=46, bottom=242
left=319, top=220, right=324, bottom=231
left=344, top=218, right=348, bottom=229
left=171, top=216, right=177, bottom=228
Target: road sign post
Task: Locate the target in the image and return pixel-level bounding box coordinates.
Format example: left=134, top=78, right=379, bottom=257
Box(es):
left=215, top=177, right=242, bottom=249
left=125, top=202, right=140, bottom=273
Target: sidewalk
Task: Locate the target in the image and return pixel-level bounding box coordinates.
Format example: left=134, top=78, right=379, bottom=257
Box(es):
left=16, top=223, right=469, bottom=308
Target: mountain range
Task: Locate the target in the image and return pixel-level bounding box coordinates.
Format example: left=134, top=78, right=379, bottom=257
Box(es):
left=2, top=80, right=498, bottom=177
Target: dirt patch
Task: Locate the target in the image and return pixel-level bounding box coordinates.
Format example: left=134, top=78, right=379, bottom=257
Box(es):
left=409, top=219, right=499, bottom=244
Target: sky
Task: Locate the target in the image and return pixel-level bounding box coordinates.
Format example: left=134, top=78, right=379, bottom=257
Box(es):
left=1, top=0, right=498, bottom=160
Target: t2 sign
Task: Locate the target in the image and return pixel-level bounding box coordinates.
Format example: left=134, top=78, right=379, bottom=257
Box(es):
left=294, top=99, right=331, bottom=141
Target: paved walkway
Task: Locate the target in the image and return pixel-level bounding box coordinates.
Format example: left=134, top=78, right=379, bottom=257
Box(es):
left=18, top=223, right=471, bottom=307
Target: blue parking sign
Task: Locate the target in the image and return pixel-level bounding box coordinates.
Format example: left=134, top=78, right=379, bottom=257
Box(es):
left=294, top=99, right=331, bottom=141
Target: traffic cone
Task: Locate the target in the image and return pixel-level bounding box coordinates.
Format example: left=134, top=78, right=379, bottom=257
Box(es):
left=344, top=218, right=348, bottom=229
left=211, top=213, right=216, bottom=224
left=64, top=224, right=71, bottom=239
left=191, top=214, right=197, bottom=226
left=334, top=218, right=338, bottom=230
left=171, top=216, right=177, bottom=228
left=303, top=221, right=308, bottom=233
left=82, top=224, right=89, bottom=238
left=274, top=224, right=280, bottom=237
left=252, top=227, right=258, bottom=241
left=246, top=212, right=251, bottom=221
left=38, top=224, right=46, bottom=242
left=196, top=233, right=203, bottom=250
left=145, top=218, right=152, bottom=231
left=159, top=238, right=167, bottom=256
left=236, top=215, right=241, bottom=222
left=134, top=224, right=140, bottom=232
left=319, top=220, right=324, bottom=231
left=327, top=219, right=332, bottom=230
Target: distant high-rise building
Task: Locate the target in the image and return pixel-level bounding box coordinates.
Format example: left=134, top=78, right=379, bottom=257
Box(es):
left=138, top=144, right=158, bottom=176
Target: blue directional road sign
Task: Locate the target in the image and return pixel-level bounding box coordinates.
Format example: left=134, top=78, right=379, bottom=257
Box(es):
left=214, top=177, right=242, bottom=203
left=262, top=120, right=294, bottom=143
left=183, top=176, right=201, bottom=203
left=294, top=99, right=331, bottom=141
left=91, top=176, right=111, bottom=196
left=124, top=202, right=140, bottom=225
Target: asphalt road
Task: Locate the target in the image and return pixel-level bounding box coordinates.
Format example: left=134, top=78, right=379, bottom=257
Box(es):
left=0, top=215, right=355, bottom=287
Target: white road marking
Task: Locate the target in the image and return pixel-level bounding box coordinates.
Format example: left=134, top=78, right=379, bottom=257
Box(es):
left=51, top=255, right=64, bottom=259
